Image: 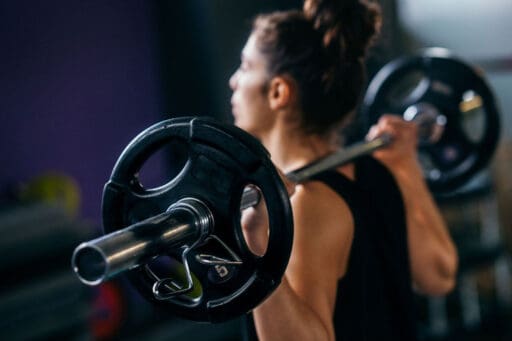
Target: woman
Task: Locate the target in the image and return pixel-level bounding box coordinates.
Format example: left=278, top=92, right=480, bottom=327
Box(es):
left=229, top=0, right=458, bottom=340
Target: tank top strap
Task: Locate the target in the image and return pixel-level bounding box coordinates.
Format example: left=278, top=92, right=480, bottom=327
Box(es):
left=308, top=169, right=361, bottom=214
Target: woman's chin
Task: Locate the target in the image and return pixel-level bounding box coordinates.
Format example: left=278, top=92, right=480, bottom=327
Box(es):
left=233, top=117, right=246, bottom=130
left=232, top=117, right=256, bottom=136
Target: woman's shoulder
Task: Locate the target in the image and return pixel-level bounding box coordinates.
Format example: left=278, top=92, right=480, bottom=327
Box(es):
left=292, top=177, right=354, bottom=232
left=290, top=177, right=355, bottom=278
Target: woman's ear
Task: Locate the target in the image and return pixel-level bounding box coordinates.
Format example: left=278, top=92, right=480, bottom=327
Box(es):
left=267, top=76, right=295, bottom=110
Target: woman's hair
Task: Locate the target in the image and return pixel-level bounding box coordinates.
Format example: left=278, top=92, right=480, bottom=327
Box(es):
left=251, top=0, right=381, bottom=135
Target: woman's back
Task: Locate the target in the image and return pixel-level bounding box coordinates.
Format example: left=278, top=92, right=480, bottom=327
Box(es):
left=313, top=157, right=417, bottom=340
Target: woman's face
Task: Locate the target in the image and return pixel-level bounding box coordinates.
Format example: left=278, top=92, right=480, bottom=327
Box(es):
left=229, top=34, right=275, bottom=138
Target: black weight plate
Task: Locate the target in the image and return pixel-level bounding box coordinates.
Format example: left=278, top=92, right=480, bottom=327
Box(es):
left=361, top=48, right=500, bottom=193
left=101, top=117, right=293, bottom=322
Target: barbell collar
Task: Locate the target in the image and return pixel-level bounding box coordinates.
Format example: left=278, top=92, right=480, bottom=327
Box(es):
left=403, top=102, right=447, bottom=145
left=71, top=197, right=213, bottom=286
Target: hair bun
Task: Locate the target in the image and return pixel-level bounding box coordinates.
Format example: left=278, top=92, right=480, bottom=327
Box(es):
left=303, top=0, right=381, bottom=61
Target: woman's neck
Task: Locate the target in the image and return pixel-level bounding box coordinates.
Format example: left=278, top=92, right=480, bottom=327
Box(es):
left=256, top=121, right=356, bottom=180
left=258, top=123, right=335, bottom=174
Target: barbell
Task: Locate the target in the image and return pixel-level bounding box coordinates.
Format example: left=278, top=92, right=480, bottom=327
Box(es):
left=71, top=49, right=500, bottom=322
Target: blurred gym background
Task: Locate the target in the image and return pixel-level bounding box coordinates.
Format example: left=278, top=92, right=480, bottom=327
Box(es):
left=1, top=0, right=511, bottom=340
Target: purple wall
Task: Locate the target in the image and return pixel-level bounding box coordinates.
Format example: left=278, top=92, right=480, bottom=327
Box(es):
left=0, top=1, right=166, bottom=224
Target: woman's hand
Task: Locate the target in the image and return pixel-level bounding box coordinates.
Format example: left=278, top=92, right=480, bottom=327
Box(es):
left=366, top=114, right=419, bottom=169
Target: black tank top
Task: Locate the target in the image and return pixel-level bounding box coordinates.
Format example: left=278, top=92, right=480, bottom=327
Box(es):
left=242, top=156, right=417, bottom=340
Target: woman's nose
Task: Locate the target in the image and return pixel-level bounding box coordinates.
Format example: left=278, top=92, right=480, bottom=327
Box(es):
left=229, top=70, right=238, bottom=90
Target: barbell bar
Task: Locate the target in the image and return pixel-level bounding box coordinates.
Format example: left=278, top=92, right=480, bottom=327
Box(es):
left=72, top=107, right=445, bottom=321
left=241, top=103, right=446, bottom=208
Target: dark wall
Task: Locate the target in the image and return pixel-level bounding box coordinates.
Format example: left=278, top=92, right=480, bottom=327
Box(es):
left=0, top=1, right=166, bottom=223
